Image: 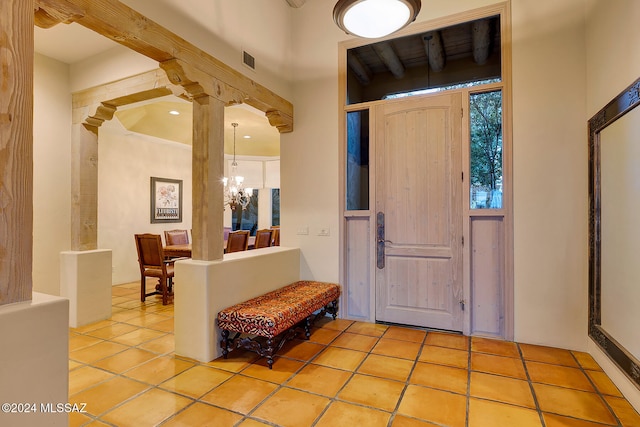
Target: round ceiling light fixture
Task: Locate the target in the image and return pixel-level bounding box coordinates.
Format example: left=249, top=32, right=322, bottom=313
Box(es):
left=333, top=0, right=421, bottom=39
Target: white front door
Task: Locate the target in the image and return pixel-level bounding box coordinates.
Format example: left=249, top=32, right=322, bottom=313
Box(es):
left=375, top=92, right=464, bottom=331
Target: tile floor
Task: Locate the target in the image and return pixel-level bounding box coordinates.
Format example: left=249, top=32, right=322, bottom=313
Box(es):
left=68, top=281, right=640, bottom=427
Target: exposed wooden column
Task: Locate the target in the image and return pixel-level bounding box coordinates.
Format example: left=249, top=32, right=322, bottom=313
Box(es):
left=191, top=96, right=225, bottom=261
left=0, top=0, right=33, bottom=305
left=70, top=124, right=99, bottom=250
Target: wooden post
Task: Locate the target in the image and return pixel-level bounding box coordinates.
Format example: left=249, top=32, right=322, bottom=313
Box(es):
left=70, top=123, right=99, bottom=250
left=191, top=96, right=225, bottom=261
left=0, top=1, right=34, bottom=305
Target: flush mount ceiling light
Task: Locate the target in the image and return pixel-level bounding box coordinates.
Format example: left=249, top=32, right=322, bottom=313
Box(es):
left=333, top=0, right=421, bottom=38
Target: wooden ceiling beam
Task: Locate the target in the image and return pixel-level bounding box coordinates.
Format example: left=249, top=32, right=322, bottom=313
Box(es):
left=372, top=42, right=405, bottom=79
left=423, top=31, right=445, bottom=73
left=472, top=19, right=491, bottom=65
left=285, top=0, right=307, bottom=8
left=34, top=8, right=65, bottom=28
left=347, top=51, right=372, bottom=85
left=160, top=59, right=244, bottom=105
left=35, top=0, right=293, bottom=133
left=72, top=68, right=182, bottom=133
left=34, top=2, right=84, bottom=28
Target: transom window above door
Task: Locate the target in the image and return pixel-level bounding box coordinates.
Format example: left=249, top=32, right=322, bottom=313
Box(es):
left=346, top=15, right=501, bottom=104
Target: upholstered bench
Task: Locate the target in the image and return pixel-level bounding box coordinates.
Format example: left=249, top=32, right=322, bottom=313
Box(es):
left=217, top=281, right=341, bottom=368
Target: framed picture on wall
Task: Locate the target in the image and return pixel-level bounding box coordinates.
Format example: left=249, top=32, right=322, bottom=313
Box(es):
left=150, top=177, right=182, bottom=223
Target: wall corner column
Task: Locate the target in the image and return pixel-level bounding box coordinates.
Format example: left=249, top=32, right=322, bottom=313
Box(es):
left=0, top=0, right=34, bottom=305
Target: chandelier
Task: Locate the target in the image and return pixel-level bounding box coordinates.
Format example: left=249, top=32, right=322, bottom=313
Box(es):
left=223, top=122, right=253, bottom=211
left=333, top=0, right=421, bottom=39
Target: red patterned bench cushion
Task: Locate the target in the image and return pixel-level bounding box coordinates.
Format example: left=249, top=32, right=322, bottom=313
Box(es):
left=217, top=281, right=341, bottom=339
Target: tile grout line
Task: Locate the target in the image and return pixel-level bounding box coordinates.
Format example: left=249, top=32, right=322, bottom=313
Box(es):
left=384, top=328, right=430, bottom=427
left=305, top=323, right=360, bottom=427
left=240, top=320, right=357, bottom=426
left=517, top=342, right=547, bottom=427
left=70, top=294, right=188, bottom=425
left=569, top=350, right=623, bottom=427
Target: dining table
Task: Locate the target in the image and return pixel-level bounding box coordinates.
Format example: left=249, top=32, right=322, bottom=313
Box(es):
left=164, top=236, right=256, bottom=258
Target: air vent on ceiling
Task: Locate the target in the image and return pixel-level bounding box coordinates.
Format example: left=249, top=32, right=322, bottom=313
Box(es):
left=243, top=51, right=256, bottom=71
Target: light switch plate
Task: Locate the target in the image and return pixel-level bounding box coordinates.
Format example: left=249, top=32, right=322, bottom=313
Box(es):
left=317, top=227, right=330, bottom=236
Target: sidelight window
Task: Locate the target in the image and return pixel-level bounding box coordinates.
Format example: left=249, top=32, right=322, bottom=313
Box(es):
left=346, top=109, right=370, bottom=210
left=470, top=90, right=503, bottom=209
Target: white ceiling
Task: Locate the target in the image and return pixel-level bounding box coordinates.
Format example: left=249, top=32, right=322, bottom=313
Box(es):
left=33, top=0, right=295, bottom=156
left=114, top=97, right=281, bottom=156
left=34, top=22, right=119, bottom=64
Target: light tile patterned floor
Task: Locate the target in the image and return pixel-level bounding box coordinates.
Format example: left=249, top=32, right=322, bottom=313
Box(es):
left=68, top=282, right=640, bottom=427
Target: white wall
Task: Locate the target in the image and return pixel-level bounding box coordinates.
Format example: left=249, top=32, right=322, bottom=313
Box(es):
left=119, top=0, right=294, bottom=100
left=584, top=0, right=640, bottom=410
left=33, top=54, right=72, bottom=296
left=0, top=294, right=69, bottom=427
left=70, top=45, right=157, bottom=93
left=281, top=0, right=344, bottom=282
left=585, top=0, right=640, bottom=114
left=510, top=0, right=588, bottom=350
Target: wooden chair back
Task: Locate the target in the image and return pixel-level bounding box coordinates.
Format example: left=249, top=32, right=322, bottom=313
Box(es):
left=254, top=229, right=273, bottom=249
left=271, top=226, right=280, bottom=246
left=226, top=230, right=250, bottom=253
left=164, top=229, right=189, bottom=245
left=134, top=233, right=174, bottom=305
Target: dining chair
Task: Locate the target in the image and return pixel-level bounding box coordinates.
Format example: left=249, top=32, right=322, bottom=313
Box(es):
left=254, top=229, right=273, bottom=249
left=226, top=230, right=250, bottom=253
left=164, top=229, right=189, bottom=245
left=134, top=233, right=175, bottom=305
left=270, top=226, right=280, bottom=246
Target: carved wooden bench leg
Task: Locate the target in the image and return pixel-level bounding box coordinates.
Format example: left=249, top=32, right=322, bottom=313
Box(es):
left=303, top=316, right=312, bottom=340
left=221, top=329, right=230, bottom=359
left=265, top=338, right=275, bottom=369
left=329, top=299, right=339, bottom=319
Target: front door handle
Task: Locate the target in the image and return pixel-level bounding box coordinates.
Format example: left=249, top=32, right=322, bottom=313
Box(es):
left=377, top=212, right=385, bottom=269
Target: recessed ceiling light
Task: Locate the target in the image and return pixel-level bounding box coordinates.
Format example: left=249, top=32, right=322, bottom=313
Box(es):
left=243, top=135, right=251, bottom=139
left=169, top=110, right=180, bottom=115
